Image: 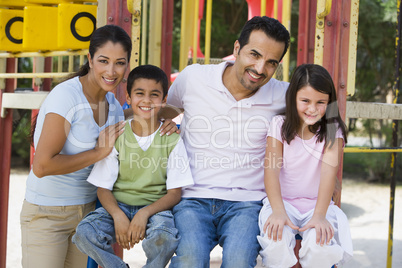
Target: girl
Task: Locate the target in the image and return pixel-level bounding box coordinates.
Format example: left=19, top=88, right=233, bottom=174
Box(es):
left=257, top=64, right=353, bottom=268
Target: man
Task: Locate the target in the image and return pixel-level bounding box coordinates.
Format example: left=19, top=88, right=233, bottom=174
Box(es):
left=167, top=16, right=290, bottom=267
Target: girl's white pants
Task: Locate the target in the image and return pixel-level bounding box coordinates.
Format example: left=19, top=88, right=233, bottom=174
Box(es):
left=257, top=198, right=353, bottom=268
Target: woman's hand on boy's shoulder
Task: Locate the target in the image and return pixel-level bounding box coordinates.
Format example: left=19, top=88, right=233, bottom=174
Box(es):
left=160, top=119, right=180, bottom=136
left=95, top=121, right=126, bottom=159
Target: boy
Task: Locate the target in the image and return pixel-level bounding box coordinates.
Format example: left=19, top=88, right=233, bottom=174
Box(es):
left=72, top=65, right=194, bottom=268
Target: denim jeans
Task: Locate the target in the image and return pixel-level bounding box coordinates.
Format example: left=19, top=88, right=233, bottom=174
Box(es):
left=169, top=198, right=262, bottom=268
left=72, top=202, right=179, bottom=268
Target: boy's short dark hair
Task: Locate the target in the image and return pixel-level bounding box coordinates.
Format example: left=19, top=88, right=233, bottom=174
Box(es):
left=126, top=65, right=169, bottom=98
left=237, top=16, right=290, bottom=61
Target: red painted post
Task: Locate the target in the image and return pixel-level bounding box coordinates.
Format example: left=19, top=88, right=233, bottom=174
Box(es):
left=245, top=0, right=275, bottom=20
left=296, top=0, right=317, bottom=65
left=0, top=58, right=17, bottom=268
left=321, top=0, right=352, bottom=206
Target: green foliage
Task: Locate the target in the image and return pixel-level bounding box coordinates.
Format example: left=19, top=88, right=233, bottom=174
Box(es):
left=171, top=1, right=248, bottom=72
left=346, top=0, right=401, bottom=182
left=351, top=0, right=396, bottom=104
left=343, top=151, right=401, bottom=183
left=11, top=111, right=32, bottom=166
left=171, top=0, right=299, bottom=75
left=17, top=57, right=32, bottom=88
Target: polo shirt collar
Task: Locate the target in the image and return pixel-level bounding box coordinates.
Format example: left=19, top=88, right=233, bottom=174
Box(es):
left=208, top=61, right=274, bottom=106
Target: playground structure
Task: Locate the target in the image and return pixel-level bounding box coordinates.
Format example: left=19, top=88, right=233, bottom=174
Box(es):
left=0, top=0, right=401, bottom=267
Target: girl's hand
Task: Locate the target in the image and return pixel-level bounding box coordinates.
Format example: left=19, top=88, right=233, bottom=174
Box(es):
left=95, top=121, right=125, bottom=158
left=160, top=119, right=180, bottom=136
left=128, top=209, right=149, bottom=246
left=299, top=214, right=334, bottom=246
left=114, top=212, right=132, bottom=250
left=264, top=211, right=299, bottom=242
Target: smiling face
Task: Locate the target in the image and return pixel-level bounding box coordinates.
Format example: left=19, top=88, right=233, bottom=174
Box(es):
left=232, top=30, right=285, bottom=93
left=296, top=85, right=329, bottom=127
left=87, top=41, right=129, bottom=92
left=126, top=78, right=166, bottom=124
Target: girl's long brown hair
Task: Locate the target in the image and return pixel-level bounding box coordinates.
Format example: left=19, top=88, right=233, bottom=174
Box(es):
left=281, top=64, right=347, bottom=148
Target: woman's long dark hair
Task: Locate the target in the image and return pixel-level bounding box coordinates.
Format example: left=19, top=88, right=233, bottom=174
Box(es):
left=30, top=25, right=132, bottom=145
left=66, top=24, right=132, bottom=80
left=281, top=64, right=347, bottom=148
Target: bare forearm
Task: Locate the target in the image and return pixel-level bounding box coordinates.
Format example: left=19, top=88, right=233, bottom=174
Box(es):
left=158, top=104, right=183, bottom=120
left=265, top=166, right=285, bottom=209
left=97, top=188, right=125, bottom=218
left=315, top=140, right=342, bottom=216
left=265, top=137, right=285, bottom=212
left=314, top=174, right=335, bottom=216
left=33, top=148, right=105, bottom=178
left=139, top=189, right=181, bottom=219
left=33, top=115, right=124, bottom=178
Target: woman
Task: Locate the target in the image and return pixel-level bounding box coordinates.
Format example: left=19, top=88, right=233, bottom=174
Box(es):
left=21, top=25, right=130, bottom=268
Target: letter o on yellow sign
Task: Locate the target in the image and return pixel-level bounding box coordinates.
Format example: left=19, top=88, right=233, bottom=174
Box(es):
left=70, top=12, right=96, bottom=42
left=6, top=17, right=23, bottom=44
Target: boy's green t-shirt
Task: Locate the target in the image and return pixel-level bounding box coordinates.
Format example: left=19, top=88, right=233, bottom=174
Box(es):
left=113, top=123, right=180, bottom=206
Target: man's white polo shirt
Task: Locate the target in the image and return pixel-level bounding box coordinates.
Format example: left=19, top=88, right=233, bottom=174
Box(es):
left=167, top=61, right=288, bottom=201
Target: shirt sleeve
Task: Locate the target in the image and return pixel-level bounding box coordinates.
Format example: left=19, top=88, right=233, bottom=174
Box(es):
left=42, top=81, right=79, bottom=124
left=106, top=92, right=125, bottom=124
left=267, top=115, right=284, bottom=143
left=166, top=137, right=194, bottom=190
left=87, top=147, right=119, bottom=190
left=167, top=67, right=189, bottom=109
left=335, top=127, right=346, bottom=147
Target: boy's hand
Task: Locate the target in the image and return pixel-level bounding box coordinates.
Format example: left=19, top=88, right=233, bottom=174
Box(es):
left=113, top=212, right=132, bottom=250
left=128, top=209, right=149, bottom=246
left=160, top=119, right=180, bottom=136
left=264, top=211, right=298, bottom=242
left=299, top=214, right=334, bottom=246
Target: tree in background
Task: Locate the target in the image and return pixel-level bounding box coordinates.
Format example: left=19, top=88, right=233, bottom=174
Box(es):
left=345, top=0, right=400, bottom=182
left=171, top=0, right=250, bottom=72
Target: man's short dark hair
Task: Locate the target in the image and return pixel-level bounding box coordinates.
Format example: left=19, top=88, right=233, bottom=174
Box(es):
left=237, top=16, right=290, bottom=61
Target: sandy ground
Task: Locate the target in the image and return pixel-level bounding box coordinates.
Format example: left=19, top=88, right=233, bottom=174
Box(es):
left=6, top=167, right=402, bottom=268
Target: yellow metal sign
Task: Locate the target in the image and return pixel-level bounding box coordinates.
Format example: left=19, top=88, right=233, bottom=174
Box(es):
left=57, top=4, right=97, bottom=50
left=24, top=0, right=96, bottom=4
left=0, top=0, right=37, bottom=7
left=23, top=6, right=58, bottom=51
left=0, top=9, right=24, bottom=51
left=0, top=2, right=97, bottom=52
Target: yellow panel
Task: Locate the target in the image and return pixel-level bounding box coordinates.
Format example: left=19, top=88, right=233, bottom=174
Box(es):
left=58, top=4, right=97, bottom=50
left=347, top=0, right=359, bottom=96
left=0, top=0, right=38, bottom=7
left=0, top=9, right=24, bottom=52
left=148, top=0, right=162, bottom=67
left=23, top=6, right=58, bottom=51
left=25, top=0, right=96, bottom=4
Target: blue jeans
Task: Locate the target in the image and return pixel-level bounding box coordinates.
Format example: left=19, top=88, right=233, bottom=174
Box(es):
left=169, top=198, right=262, bottom=268
left=72, top=203, right=179, bottom=268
